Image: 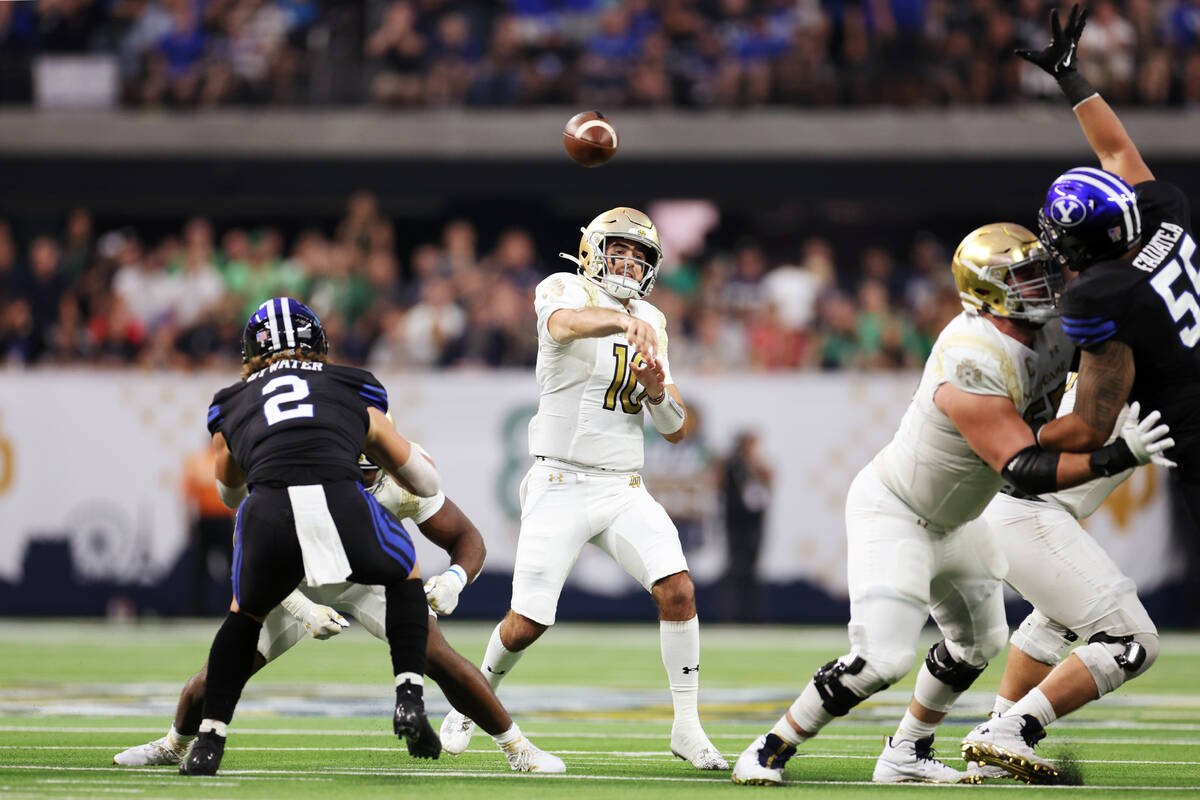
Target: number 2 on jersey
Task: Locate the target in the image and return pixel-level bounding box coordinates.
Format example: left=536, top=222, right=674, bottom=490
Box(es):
left=603, top=343, right=644, bottom=414
left=262, top=375, right=314, bottom=426
left=1150, top=234, right=1200, bottom=348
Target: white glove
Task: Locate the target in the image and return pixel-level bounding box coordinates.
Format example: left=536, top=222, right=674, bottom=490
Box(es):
left=424, top=565, right=468, bottom=616
left=1121, top=402, right=1177, bottom=468
left=281, top=590, right=350, bottom=639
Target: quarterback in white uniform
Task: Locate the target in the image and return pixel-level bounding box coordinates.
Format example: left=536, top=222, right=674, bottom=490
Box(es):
left=439, top=207, right=727, bottom=771
left=113, top=455, right=564, bottom=774
left=963, top=379, right=1166, bottom=782
left=731, top=223, right=1173, bottom=787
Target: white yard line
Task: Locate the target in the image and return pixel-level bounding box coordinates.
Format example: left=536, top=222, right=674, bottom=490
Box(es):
left=7, top=765, right=1200, bottom=791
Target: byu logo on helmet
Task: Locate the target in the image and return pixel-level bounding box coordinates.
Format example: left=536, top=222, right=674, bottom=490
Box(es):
left=1037, top=167, right=1142, bottom=270
left=1050, top=196, right=1086, bottom=227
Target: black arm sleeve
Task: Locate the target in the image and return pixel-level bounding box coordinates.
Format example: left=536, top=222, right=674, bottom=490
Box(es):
left=1001, top=445, right=1061, bottom=496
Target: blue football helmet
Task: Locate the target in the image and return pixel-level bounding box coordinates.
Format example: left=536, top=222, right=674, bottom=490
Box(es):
left=241, top=297, right=329, bottom=363
left=1037, top=167, right=1142, bottom=270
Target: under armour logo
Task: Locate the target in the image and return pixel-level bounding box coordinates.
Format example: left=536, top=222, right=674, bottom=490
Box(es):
left=486, top=666, right=507, bottom=675
left=548, top=473, right=564, bottom=483
left=682, top=664, right=700, bottom=674
left=1051, top=196, right=1086, bottom=227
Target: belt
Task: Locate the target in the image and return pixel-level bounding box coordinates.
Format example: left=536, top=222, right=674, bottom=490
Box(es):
left=534, top=455, right=635, bottom=476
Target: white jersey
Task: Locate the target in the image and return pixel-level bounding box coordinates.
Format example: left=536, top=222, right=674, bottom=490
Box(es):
left=873, top=311, right=1072, bottom=531
left=528, top=272, right=673, bottom=472
left=1038, top=375, right=1132, bottom=519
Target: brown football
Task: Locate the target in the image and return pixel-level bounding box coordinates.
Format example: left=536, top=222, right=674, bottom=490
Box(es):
left=563, top=110, right=618, bottom=167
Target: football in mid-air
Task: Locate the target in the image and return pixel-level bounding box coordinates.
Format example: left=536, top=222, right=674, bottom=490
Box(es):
left=563, top=111, right=618, bottom=167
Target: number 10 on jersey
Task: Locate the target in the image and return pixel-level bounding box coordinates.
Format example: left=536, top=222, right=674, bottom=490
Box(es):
left=603, top=343, right=644, bottom=414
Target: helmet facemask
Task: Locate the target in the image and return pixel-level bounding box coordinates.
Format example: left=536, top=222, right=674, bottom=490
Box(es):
left=998, top=252, right=1064, bottom=324
left=560, top=207, right=664, bottom=301
left=954, top=222, right=1063, bottom=326
left=586, top=232, right=661, bottom=300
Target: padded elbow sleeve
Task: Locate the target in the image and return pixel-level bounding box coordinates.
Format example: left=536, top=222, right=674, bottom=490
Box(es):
left=396, top=449, right=440, bottom=498
left=1001, top=445, right=1060, bottom=496
left=216, top=480, right=248, bottom=509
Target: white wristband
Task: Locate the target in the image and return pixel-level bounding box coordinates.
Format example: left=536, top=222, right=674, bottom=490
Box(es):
left=446, top=564, right=469, bottom=586
left=280, top=589, right=313, bottom=619
left=648, top=392, right=685, bottom=435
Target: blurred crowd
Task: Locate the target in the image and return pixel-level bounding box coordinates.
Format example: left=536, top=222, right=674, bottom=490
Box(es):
left=0, top=191, right=964, bottom=372
left=2, top=0, right=1199, bottom=108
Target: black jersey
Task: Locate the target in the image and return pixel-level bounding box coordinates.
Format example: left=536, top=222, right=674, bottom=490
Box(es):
left=1059, top=180, right=1200, bottom=478
left=206, top=359, right=389, bottom=488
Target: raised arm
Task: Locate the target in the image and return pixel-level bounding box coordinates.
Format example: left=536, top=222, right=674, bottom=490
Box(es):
left=1016, top=3, right=1153, bottom=186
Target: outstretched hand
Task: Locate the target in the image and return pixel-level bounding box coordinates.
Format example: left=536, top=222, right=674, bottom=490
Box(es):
left=1015, top=3, right=1088, bottom=76
left=1121, top=401, right=1177, bottom=469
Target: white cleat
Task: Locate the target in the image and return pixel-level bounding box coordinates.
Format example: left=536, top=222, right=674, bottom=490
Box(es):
left=501, top=736, right=566, bottom=773
left=113, top=735, right=189, bottom=766
left=961, top=714, right=1060, bottom=784
left=670, top=724, right=729, bottom=770
left=731, top=733, right=795, bottom=786
left=439, top=709, right=476, bottom=756
left=872, top=735, right=980, bottom=784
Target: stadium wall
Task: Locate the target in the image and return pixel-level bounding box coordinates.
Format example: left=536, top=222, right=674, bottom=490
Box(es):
left=0, top=370, right=1184, bottom=624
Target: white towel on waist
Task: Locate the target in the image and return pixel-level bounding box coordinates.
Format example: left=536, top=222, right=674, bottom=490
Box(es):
left=287, top=484, right=353, bottom=587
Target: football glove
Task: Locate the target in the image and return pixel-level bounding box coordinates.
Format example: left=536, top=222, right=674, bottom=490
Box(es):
left=424, top=565, right=468, bottom=616
left=281, top=590, right=350, bottom=639
left=1015, top=3, right=1088, bottom=77
left=1122, top=402, right=1177, bottom=468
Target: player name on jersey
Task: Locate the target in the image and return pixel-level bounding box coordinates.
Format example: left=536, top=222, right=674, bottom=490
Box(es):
left=1132, top=221, right=1185, bottom=273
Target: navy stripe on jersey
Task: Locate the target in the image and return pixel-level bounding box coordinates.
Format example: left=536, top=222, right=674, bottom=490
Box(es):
left=231, top=503, right=246, bottom=605
left=1062, top=315, right=1118, bottom=347
left=357, top=485, right=415, bottom=571
left=359, top=384, right=388, bottom=412
left=207, top=405, right=222, bottom=425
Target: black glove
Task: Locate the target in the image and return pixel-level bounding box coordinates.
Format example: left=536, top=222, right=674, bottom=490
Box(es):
left=1015, top=3, right=1097, bottom=105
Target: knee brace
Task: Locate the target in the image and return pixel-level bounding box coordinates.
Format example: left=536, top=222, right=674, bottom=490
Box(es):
left=1010, top=610, right=1077, bottom=667
left=812, top=654, right=892, bottom=717
left=923, top=640, right=986, bottom=692
left=1073, top=631, right=1160, bottom=696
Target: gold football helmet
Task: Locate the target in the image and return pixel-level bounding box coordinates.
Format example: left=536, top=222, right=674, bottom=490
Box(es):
left=559, top=207, right=663, bottom=300
left=953, top=222, right=1062, bottom=324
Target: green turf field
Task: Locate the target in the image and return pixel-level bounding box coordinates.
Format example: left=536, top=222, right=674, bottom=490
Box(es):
left=2, top=621, right=1198, bottom=798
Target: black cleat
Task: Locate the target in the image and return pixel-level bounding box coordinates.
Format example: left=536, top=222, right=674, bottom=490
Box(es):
left=394, top=694, right=441, bottom=759
left=179, top=731, right=225, bottom=776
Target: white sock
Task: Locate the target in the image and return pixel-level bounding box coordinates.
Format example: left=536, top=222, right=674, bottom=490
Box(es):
left=198, top=719, right=227, bottom=738
left=481, top=622, right=525, bottom=690
left=772, top=682, right=831, bottom=745
left=492, top=723, right=522, bottom=748
left=991, top=695, right=1016, bottom=717
left=893, top=710, right=939, bottom=743
left=167, top=724, right=195, bottom=749
left=394, top=672, right=423, bottom=688
left=1006, top=687, right=1058, bottom=727
left=660, top=617, right=701, bottom=729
